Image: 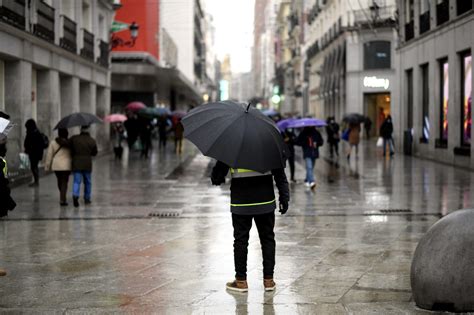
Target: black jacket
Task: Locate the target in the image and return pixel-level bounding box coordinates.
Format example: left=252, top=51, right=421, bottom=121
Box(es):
left=211, top=161, right=290, bottom=215
left=380, top=120, right=394, bottom=139
left=24, top=130, right=45, bottom=160
left=296, top=128, right=324, bottom=159
left=0, top=158, right=16, bottom=216
left=70, top=132, right=98, bottom=171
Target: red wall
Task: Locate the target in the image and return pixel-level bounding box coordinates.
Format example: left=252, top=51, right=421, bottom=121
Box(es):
left=112, top=0, right=160, bottom=60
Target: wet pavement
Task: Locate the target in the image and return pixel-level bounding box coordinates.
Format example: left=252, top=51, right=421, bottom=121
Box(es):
left=0, top=140, right=471, bottom=313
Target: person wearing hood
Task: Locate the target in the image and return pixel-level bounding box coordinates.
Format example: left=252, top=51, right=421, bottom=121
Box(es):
left=70, top=125, right=98, bottom=207
left=296, top=126, right=324, bottom=190
left=24, top=119, right=47, bottom=187
left=380, top=115, right=395, bottom=157
left=44, top=128, right=72, bottom=206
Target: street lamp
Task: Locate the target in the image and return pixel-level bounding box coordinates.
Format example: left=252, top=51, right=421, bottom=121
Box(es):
left=111, top=21, right=139, bottom=49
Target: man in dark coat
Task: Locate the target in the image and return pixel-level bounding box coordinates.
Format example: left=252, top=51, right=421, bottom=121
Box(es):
left=70, top=125, right=98, bottom=207
left=296, top=127, right=324, bottom=190
left=282, top=129, right=296, bottom=182
left=326, top=117, right=340, bottom=158
left=24, top=119, right=46, bottom=187
left=380, top=115, right=395, bottom=157
left=211, top=162, right=290, bottom=293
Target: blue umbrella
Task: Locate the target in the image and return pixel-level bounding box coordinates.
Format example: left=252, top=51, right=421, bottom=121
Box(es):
left=276, top=118, right=296, bottom=131
left=287, top=118, right=327, bottom=128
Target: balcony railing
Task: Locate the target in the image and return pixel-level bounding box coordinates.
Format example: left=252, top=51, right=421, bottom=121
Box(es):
left=457, top=0, right=472, bottom=16
left=419, top=10, right=430, bottom=34
left=436, top=0, right=449, bottom=26
left=0, top=0, right=26, bottom=30
left=405, top=20, right=414, bottom=41
left=80, top=29, right=94, bottom=60
left=33, top=0, right=54, bottom=42
left=60, top=15, right=77, bottom=53
left=353, top=6, right=396, bottom=25
left=97, top=40, right=109, bottom=68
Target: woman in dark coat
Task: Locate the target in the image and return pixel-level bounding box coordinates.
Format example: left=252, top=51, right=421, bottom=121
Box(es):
left=282, top=128, right=296, bottom=182
left=24, top=119, right=46, bottom=187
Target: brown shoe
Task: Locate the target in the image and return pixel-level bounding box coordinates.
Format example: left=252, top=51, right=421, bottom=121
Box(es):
left=226, top=279, right=248, bottom=292
left=264, top=279, right=276, bottom=291
left=0, top=268, right=6, bottom=276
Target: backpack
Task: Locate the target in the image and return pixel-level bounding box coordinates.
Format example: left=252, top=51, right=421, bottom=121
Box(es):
left=41, top=133, right=49, bottom=149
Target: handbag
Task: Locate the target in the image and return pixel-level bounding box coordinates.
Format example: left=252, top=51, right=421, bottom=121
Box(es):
left=342, top=129, right=350, bottom=142
left=376, top=137, right=384, bottom=148
left=19, top=153, right=30, bottom=169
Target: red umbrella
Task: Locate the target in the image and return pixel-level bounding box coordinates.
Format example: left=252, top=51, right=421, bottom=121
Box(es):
left=104, top=114, right=127, bottom=123
left=126, top=102, right=146, bottom=111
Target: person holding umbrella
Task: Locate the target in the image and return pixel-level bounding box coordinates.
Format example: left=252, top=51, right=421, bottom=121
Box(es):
left=295, top=126, right=324, bottom=190
left=70, top=125, right=98, bottom=207
left=182, top=101, right=290, bottom=292
left=326, top=116, right=340, bottom=159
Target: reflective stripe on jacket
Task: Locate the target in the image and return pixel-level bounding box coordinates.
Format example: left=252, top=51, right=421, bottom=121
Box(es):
left=230, top=168, right=271, bottom=179
left=1, top=157, right=7, bottom=178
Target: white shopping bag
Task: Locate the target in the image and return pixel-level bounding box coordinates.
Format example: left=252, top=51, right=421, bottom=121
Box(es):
left=19, top=153, right=30, bottom=170
left=376, top=137, right=384, bottom=148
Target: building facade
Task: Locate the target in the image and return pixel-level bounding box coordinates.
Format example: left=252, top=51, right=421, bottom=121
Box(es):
left=304, top=0, right=397, bottom=126
left=0, top=0, right=115, bottom=170
left=111, top=0, right=203, bottom=112
left=396, top=0, right=473, bottom=167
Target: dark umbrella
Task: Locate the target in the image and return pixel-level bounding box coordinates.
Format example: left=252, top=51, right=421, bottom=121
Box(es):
left=54, top=112, right=102, bottom=130
left=342, top=113, right=366, bottom=124
left=182, top=100, right=287, bottom=173
left=138, top=107, right=171, bottom=119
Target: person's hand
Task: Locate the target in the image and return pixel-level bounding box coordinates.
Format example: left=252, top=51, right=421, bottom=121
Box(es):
left=279, top=201, right=288, bottom=215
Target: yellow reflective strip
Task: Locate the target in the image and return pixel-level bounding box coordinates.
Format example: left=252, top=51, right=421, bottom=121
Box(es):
left=230, top=199, right=276, bottom=207
left=231, top=168, right=254, bottom=174
left=1, top=158, right=7, bottom=177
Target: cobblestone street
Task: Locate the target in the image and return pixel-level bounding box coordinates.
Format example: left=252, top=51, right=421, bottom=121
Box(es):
left=0, top=141, right=469, bottom=314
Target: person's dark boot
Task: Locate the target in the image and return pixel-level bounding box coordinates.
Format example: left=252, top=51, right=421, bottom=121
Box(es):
left=84, top=199, right=92, bottom=205
left=73, top=197, right=79, bottom=208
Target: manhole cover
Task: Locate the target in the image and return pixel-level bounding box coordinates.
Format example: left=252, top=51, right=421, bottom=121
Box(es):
left=149, top=211, right=181, bottom=217
left=379, top=209, right=412, bottom=213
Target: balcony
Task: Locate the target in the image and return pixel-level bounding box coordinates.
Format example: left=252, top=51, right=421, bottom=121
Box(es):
left=419, top=10, right=430, bottom=34
left=457, top=0, right=472, bottom=16
left=436, top=0, right=449, bottom=26
left=353, top=5, right=396, bottom=26
left=60, top=15, right=77, bottom=53
left=80, top=29, right=94, bottom=60
left=33, top=0, right=54, bottom=42
left=0, top=0, right=26, bottom=30
left=405, top=20, right=414, bottom=41
left=97, top=40, right=109, bottom=68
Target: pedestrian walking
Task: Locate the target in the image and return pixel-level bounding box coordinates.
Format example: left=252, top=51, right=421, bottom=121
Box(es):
left=380, top=115, right=395, bottom=157
left=0, top=111, right=17, bottom=277
left=174, top=120, right=184, bottom=154
left=24, top=119, right=48, bottom=187
left=211, top=162, right=289, bottom=293
left=139, top=118, right=152, bottom=159
left=158, top=117, right=168, bottom=149
left=282, top=128, right=296, bottom=182
left=326, top=117, right=340, bottom=158
left=70, top=125, right=98, bottom=207
left=347, top=123, right=361, bottom=160
left=44, top=128, right=72, bottom=206
left=364, top=117, right=372, bottom=139
left=296, top=126, right=324, bottom=190
left=112, top=123, right=126, bottom=160
left=124, top=113, right=139, bottom=149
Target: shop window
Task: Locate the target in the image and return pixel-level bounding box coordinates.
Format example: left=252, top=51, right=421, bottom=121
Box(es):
left=437, top=58, right=449, bottom=148
left=421, top=63, right=429, bottom=143
left=364, top=41, right=391, bottom=70
left=461, top=52, right=472, bottom=147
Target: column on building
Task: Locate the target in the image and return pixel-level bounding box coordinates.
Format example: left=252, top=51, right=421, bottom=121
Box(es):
left=36, top=70, right=61, bottom=139
left=96, top=86, right=110, bottom=151
left=60, top=76, right=80, bottom=117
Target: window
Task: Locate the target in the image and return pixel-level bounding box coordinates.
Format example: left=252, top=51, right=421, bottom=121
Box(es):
left=0, top=60, right=4, bottom=111
left=421, top=64, right=429, bottom=142
left=420, top=0, right=430, bottom=13
left=82, top=0, right=91, bottom=31
left=461, top=52, right=472, bottom=147
left=440, top=59, right=449, bottom=142
left=406, top=0, right=414, bottom=21
left=406, top=69, right=413, bottom=129
left=364, top=41, right=391, bottom=70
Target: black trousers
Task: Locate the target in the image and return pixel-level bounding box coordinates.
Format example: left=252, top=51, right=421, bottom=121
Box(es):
left=232, top=212, right=276, bottom=280
left=55, top=171, right=70, bottom=203
left=29, top=157, right=40, bottom=183
left=288, top=155, right=295, bottom=180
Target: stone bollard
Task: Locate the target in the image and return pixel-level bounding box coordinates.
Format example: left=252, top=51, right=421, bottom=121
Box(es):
left=411, top=209, right=474, bottom=312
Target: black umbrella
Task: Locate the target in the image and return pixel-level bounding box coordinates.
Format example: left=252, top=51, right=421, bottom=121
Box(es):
left=182, top=100, right=287, bottom=173
left=54, top=112, right=103, bottom=130
left=342, top=113, right=366, bottom=124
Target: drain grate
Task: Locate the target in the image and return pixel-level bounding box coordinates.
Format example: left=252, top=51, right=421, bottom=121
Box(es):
left=379, top=209, right=412, bottom=213
left=149, top=211, right=181, bottom=217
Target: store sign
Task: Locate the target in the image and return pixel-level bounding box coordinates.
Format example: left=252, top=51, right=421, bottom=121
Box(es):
left=363, top=76, right=390, bottom=90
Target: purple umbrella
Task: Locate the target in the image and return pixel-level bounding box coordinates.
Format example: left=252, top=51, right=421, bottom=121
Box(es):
left=276, top=118, right=296, bottom=131
left=287, top=118, right=327, bottom=128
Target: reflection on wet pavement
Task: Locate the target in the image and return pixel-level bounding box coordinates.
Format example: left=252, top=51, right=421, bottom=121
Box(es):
left=0, top=140, right=468, bottom=313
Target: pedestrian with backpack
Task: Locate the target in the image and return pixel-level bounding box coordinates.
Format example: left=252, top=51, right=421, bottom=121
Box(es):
left=24, top=119, right=48, bottom=187
left=44, top=128, right=71, bottom=206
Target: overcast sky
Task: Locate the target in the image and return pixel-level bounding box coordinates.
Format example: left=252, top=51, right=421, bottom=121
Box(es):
left=203, top=0, right=255, bottom=74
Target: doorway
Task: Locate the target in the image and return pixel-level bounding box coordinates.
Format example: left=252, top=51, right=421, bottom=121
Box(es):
left=364, top=92, right=391, bottom=137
